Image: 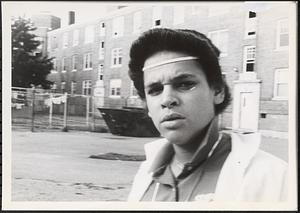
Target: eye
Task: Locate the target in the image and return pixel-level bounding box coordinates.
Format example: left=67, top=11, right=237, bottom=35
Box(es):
left=147, top=84, right=163, bottom=96
left=175, top=81, right=197, bottom=91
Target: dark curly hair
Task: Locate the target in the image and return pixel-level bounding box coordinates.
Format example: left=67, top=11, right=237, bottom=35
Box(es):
left=128, top=28, right=231, bottom=115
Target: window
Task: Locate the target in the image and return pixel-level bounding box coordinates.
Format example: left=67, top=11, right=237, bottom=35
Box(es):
left=61, top=58, right=67, bottom=72
left=62, top=32, right=68, bottom=49
left=243, top=46, right=256, bottom=72
left=82, top=80, right=92, bottom=95
left=133, top=11, right=142, bottom=33
left=153, top=6, right=162, bottom=27
left=208, top=4, right=230, bottom=17
left=276, top=19, right=289, bottom=50
left=112, top=16, right=124, bottom=37
left=99, top=41, right=105, bottom=60
left=109, top=79, right=121, bottom=97
left=208, top=30, right=229, bottom=57
left=173, top=6, right=185, bottom=25
left=51, top=58, right=57, bottom=73
left=100, top=22, right=106, bottom=36
left=111, top=48, right=122, bottom=67
left=84, top=26, right=94, bottom=44
left=83, top=53, right=92, bottom=70
left=71, top=81, right=77, bottom=95
left=274, top=69, right=288, bottom=99
left=73, top=29, right=79, bottom=46
left=245, top=11, right=257, bottom=38
left=98, top=64, right=104, bottom=81
left=71, top=55, right=77, bottom=71
left=130, top=81, right=138, bottom=97
left=61, top=81, right=66, bottom=93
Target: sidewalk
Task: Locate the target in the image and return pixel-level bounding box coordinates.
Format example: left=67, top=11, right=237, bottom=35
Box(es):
left=10, top=130, right=288, bottom=201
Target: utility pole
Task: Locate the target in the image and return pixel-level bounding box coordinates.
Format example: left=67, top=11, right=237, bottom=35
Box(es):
left=31, top=88, right=35, bottom=132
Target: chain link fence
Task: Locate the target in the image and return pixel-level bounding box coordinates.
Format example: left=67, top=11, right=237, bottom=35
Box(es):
left=12, top=87, right=108, bottom=132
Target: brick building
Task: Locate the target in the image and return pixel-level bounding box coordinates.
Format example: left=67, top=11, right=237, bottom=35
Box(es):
left=46, top=3, right=292, bottom=135
left=31, top=13, right=61, bottom=56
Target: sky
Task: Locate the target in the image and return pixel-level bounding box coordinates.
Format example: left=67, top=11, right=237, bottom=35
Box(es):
left=5, top=1, right=112, bottom=27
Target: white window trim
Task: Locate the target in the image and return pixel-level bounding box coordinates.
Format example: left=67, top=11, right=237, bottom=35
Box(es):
left=109, top=79, right=122, bottom=98
left=71, top=81, right=77, bottom=95
left=111, top=48, right=122, bottom=68
left=61, top=58, right=67, bottom=73
left=83, top=53, right=93, bottom=71
left=273, top=68, right=288, bottom=100
left=82, top=80, right=92, bottom=95
left=71, top=55, right=77, bottom=72
left=275, top=19, right=289, bottom=51
left=51, top=59, right=57, bottom=73
left=207, top=29, right=229, bottom=57
left=243, top=46, right=256, bottom=73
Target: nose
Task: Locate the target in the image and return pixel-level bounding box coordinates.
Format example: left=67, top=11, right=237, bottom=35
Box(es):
left=161, top=85, right=179, bottom=109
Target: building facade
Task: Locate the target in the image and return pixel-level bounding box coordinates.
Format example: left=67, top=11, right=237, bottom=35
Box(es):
left=46, top=3, right=292, bottom=135
left=31, top=14, right=61, bottom=56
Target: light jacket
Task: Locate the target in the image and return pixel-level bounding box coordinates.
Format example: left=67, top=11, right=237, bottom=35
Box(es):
left=128, top=132, right=288, bottom=202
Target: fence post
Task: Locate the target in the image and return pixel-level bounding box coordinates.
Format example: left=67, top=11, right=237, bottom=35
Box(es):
left=63, top=92, right=68, bottom=131
left=49, top=93, right=53, bottom=128
left=86, top=95, right=90, bottom=127
left=31, top=88, right=35, bottom=132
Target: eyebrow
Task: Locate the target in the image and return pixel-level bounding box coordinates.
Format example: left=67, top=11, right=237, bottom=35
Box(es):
left=145, top=74, right=197, bottom=89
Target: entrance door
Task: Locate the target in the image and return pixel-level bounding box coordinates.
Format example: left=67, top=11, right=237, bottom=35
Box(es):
left=239, top=92, right=256, bottom=130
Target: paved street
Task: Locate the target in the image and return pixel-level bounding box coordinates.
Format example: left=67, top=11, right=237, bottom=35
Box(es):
left=11, top=130, right=288, bottom=201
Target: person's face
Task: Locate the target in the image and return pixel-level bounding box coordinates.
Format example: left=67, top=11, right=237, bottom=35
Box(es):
left=143, top=51, right=224, bottom=146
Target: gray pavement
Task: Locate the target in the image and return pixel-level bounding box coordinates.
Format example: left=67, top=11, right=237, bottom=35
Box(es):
left=11, top=130, right=288, bottom=201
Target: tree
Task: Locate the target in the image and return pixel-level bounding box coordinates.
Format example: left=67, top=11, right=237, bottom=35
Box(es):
left=12, top=17, right=53, bottom=89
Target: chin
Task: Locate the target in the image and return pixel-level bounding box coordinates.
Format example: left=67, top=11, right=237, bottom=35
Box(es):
left=162, top=131, right=190, bottom=145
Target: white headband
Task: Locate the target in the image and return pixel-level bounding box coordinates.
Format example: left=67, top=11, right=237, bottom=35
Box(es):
left=142, top=56, right=199, bottom=71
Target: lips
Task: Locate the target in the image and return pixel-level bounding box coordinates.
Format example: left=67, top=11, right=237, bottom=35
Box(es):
left=161, top=113, right=185, bottom=123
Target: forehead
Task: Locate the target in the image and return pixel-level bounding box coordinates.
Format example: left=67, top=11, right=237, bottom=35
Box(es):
left=143, top=51, right=206, bottom=84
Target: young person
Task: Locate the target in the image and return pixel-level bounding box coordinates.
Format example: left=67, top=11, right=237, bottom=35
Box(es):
left=127, top=28, right=288, bottom=202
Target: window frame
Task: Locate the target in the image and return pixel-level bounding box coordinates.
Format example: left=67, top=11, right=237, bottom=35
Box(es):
left=99, top=41, right=105, bottom=60
left=98, top=64, right=104, bottom=81
left=71, top=81, right=77, bottom=95
left=71, top=55, right=78, bottom=72
left=82, top=80, right=92, bottom=96
left=243, top=46, right=256, bottom=73
left=276, top=19, right=289, bottom=51
left=100, top=22, right=106, bottom=36
left=111, top=48, right=122, bottom=68
left=273, top=68, right=288, bottom=100
left=61, top=57, right=67, bottom=73
left=62, top=32, right=68, bottom=49
left=109, top=79, right=122, bottom=98
left=83, top=53, right=93, bottom=71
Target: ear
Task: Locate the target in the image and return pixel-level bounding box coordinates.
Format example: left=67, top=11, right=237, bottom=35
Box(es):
left=148, top=111, right=152, bottom=118
left=213, top=87, right=225, bottom=105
